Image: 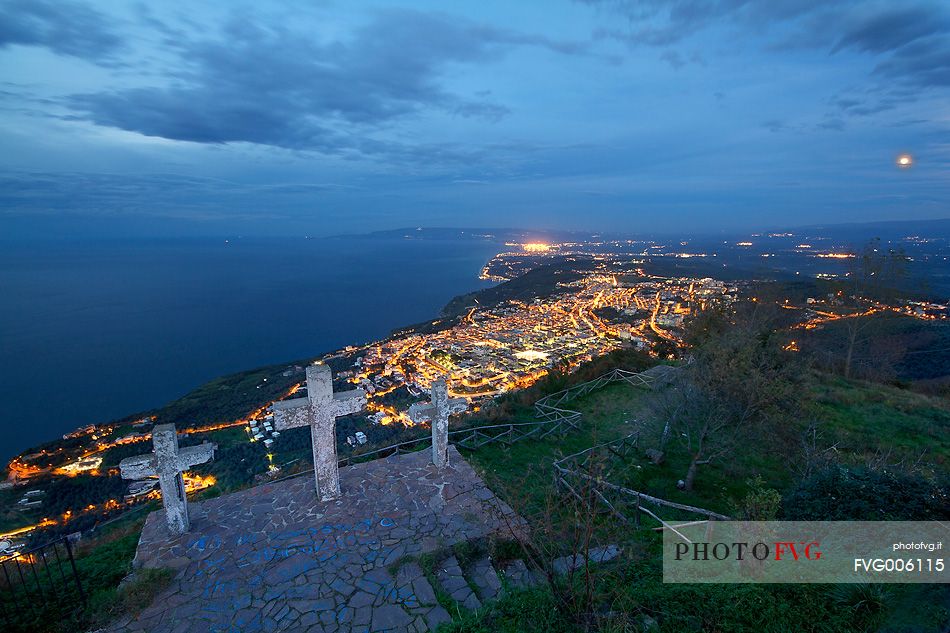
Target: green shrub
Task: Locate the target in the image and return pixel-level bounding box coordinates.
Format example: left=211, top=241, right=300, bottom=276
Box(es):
left=85, top=568, right=174, bottom=628
left=738, top=475, right=782, bottom=520
left=781, top=466, right=950, bottom=520
left=832, top=583, right=890, bottom=618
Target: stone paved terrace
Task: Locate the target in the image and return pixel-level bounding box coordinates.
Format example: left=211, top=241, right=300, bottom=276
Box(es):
left=107, top=447, right=521, bottom=633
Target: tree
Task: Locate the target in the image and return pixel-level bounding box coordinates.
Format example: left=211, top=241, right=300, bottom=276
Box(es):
left=838, top=238, right=909, bottom=379
left=655, top=300, right=802, bottom=491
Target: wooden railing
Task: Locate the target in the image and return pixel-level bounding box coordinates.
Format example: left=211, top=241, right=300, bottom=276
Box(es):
left=269, top=366, right=667, bottom=484
left=552, top=430, right=730, bottom=532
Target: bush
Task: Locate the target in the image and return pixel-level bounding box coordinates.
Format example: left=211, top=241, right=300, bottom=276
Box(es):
left=781, top=466, right=950, bottom=520
left=85, top=568, right=174, bottom=629
left=832, top=583, right=890, bottom=619
left=738, top=475, right=782, bottom=520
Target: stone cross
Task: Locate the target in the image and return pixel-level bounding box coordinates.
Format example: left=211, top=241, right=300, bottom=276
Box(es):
left=272, top=364, right=366, bottom=501
left=409, top=378, right=467, bottom=468
left=119, top=424, right=216, bottom=535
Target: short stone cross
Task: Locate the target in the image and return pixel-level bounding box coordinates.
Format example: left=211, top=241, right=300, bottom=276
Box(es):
left=409, top=378, right=467, bottom=468
left=272, top=364, right=366, bottom=501
left=119, top=424, right=216, bottom=535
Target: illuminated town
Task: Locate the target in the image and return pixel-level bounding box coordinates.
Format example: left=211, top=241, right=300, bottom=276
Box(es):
left=344, top=270, right=728, bottom=411
left=2, top=238, right=946, bottom=551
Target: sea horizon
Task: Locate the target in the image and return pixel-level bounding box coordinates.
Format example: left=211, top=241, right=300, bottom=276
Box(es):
left=0, top=234, right=501, bottom=461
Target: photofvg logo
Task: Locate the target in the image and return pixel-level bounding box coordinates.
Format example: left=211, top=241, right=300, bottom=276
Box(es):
left=674, top=540, right=822, bottom=562
left=662, top=521, right=948, bottom=584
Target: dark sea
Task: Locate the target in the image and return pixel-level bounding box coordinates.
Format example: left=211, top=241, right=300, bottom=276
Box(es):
left=0, top=235, right=500, bottom=460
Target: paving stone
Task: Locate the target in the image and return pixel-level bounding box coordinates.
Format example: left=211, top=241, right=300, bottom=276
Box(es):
left=552, top=544, right=621, bottom=574
left=396, top=563, right=438, bottom=607
left=469, top=556, right=503, bottom=602
left=502, top=559, right=541, bottom=589
left=349, top=591, right=375, bottom=609
left=424, top=604, right=453, bottom=631
left=372, top=603, right=414, bottom=631
left=436, top=556, right=481, bottom=611
left=105, top=447, right=522, bottom=632
left=589, top=544, right=621, bottom=564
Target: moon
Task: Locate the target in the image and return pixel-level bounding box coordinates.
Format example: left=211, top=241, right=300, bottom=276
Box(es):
left=897, top=154, right=913, bottom=168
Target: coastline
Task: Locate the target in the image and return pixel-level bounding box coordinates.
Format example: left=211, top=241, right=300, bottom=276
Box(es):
left=1, top=235, right=503, bottom=462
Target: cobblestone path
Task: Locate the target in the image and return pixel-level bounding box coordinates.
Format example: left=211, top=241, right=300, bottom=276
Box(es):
left=106, top=447, right=520, bottom=633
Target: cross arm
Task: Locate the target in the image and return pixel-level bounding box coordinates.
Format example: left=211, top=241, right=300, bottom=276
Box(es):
left=272, top=396, right=312, bottom=430
left=119, top=454, right=156, bottom=480
left=330, top=388, right=366, bottom=418
left=408, top=401, right=436, bottom=424
left=178, top=442, right=217, bottom=469
left=408, top=397, right=467, bottom=424
left=446, top=397, right=468, bottom=415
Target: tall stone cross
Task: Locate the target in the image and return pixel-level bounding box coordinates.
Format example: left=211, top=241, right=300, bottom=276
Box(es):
left=119, top=424, right=216, bottom=535
left=409, top=378, right=467, bottom=468
left=272, top=364, right=366, bottom=501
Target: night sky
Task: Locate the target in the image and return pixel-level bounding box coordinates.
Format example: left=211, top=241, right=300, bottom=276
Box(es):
left=1, top=0, right=948, bottom=238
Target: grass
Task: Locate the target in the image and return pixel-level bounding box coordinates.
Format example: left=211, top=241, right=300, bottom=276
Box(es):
left=456, top=373, right=950, bottom=633
left=603, top=559, right=888, bottom=633
left=4, top=508, right=179, bottom=633
left=465, top=381, right=650, bottom=519
left=439, top=586, right=569, bottom=633
left=0, top=486, right=40, bottom=534
left=439, top=559, right=891, bottom=633
left=812, top=373, right=950, bottom=475
left=84, top=567, right=174, bottom=630
left=12, top=366, right=948, bottom=632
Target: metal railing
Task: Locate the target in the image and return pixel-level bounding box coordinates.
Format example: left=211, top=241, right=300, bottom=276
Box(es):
left=0, top=537, right=85, bottom=632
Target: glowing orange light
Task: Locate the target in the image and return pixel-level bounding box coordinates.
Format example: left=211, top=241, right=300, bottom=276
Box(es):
left=182, top=472, right=216, bottom=493
left=522, top=243, right=551, bottom=253
left=897, top=154, right=913, bottom=168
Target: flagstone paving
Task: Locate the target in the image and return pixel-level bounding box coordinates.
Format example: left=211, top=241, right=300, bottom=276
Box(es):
left=467, top=556, right=502, bottom=602
left=434, top=556, right=480, bottom=612
left=107, top=447, right=521, bottom=633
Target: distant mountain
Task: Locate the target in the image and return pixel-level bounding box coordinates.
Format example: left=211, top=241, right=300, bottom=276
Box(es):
left=787, top=218, right=950, bottom=241
left=339, top=219, right=950, bottom=244
left=334, top=227, right=589, bottom=242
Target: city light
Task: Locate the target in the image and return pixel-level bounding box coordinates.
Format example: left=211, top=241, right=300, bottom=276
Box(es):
left=522, top=242, right=551, bottom=253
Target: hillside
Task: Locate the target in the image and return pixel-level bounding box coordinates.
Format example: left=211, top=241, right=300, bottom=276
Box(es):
left=456, top=371, right=950, bottom=633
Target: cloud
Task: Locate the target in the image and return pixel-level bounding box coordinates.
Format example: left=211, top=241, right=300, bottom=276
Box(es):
left=660, top=50, right=685, bottom=69
left=584, top=0, right=830, bottom=47
left=62, top=9, right=588, bottom=156
left=832, top=7, right=947, bottom=54
left=831, top=93, right=897, bottom=116
left=872, top=37, right=950, bottom=87
left=816, top=117, right=845, bottom=131
left=582, top=1, right=950, bottom=85
left=581, top=0, right=950, bottom=123
left=0, top=171, right=349, bottom=219
left=0, top=0, right=122, bottom=61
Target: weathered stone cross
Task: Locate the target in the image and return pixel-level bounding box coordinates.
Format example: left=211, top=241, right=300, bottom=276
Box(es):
left=409, top=378, right=467, bottom=468
left=272, top=364, right=366, bottom=501
left=119, top=424, right=216, bottom=535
